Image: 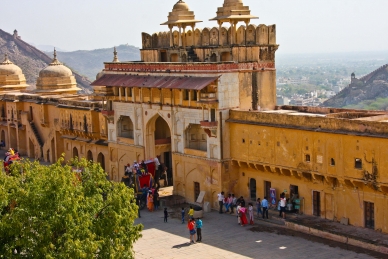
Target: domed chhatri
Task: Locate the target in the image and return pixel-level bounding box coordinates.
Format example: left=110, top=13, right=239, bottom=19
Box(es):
left=161, top=0, right=202, bottom=47
left=210, top=0, right=258, bottom=23
left=0, top=54, right=28, bottom=92
left=36, top=49, right=81, bottom=95
left=210, top=0, right=258, bottom=45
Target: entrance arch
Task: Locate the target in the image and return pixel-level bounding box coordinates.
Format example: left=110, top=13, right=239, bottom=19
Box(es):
left=73, top=147, right=78, bottom=159
left=97, top=152, right=105, bottom=171
left=146, top=114, right=173, bottom=185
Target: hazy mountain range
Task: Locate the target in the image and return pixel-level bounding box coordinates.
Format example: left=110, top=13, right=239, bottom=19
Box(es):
left=45, top=45, right=140, bottom=80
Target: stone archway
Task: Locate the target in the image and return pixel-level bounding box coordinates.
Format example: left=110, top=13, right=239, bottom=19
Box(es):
left=97, top=152, right=105, bottom=171
left=145, top=113, right=173, bottom=184
left=73, top=147, right=78, bottom=159
left=87, top=150, right=93, bottom=161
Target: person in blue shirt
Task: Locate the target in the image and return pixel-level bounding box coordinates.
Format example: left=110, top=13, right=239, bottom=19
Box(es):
left=195, top=218, right=203, bottom=242
left=261, top=196, right=269, bottom=219
left=181, top=208, right=185, bottom=224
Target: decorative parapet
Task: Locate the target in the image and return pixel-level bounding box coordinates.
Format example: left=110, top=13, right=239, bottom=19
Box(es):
left=104, top=61, right=275, bottom=73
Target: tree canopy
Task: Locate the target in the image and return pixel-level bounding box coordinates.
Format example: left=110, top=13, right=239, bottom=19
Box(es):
left=0, top=156, right=142, bottom=258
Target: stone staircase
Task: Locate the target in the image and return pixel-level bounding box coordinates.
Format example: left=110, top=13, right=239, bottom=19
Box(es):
left=30, top=122, right=43, bottom=147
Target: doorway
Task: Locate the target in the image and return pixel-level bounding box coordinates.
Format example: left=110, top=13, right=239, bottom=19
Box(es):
left=164, top=151, right=172, bottom=186
left=364, top=201, right=374, bottom=229
left=313, top=191, right=321, bottom=216
left=73, top=147, right=79, bottom=159
left=250, top=178, right=257, bottom=201
left=264, top=181, right=271, bottom=200
left=194, top=182, right=200, bottom=201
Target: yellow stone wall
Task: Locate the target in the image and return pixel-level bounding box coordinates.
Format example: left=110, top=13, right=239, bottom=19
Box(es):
left=228, top=110, right=388, bottom=233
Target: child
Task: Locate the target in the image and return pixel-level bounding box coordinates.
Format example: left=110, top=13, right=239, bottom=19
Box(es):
left=164, top=208, right=168, bottom=223
left=188, top=206, right=194, bottom=220
left=195, top=218, right=203, bottom=242
left=181, top=208, right=185, bottom=224
left=248, top=202, right=254, bottom=225
left=187, top=218, right=197, bottom=244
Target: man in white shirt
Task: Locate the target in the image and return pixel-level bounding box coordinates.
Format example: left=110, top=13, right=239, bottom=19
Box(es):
left=217, top=191, right=225, bottom=214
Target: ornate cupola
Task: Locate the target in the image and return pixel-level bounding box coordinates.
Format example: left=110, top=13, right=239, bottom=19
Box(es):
left=161, top=0, right=202, bottom=47
left=210, top=0, right=258, bottom=44
left=35, top=49, right=81, bottom=95
left=0, top=54, right=28, bottom=92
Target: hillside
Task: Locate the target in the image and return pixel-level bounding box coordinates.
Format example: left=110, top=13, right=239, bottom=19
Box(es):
left=321, top=64, right=388, bottom=109
left=49, top=45, right=140, bottom=80
left=0, top=29, right=92, bottom=93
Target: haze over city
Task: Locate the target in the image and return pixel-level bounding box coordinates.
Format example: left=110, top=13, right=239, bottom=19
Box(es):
left=2, top=0, right=388, bottom=54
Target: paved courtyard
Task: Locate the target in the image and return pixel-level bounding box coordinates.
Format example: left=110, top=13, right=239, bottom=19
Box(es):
left=133, top=207, right=381, bottom=259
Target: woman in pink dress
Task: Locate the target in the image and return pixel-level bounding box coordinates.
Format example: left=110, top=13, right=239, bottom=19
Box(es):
left=238, top=205, right=248, bottom=226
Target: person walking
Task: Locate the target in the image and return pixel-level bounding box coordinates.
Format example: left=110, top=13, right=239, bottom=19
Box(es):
left=280, top=192, right=287, bottom=219
left=153, top=189, right=160, bottom=210
left=195, top=218, right=203, bottom=242
left=187, top=218, right=197, bottom=244
left=261, top=196, right=269, bottom=219
left=217, top=191, right=225, bottom=214
left=230, top=194, right=237, bottom=214
left=256, top=198, right=263, bottom=218
left=236, top=202, right=242, bottom=225
left=225, top=194, right=232, bottom=213
left=164, top=208, right=168, bottom=223
left=248, top=203, right=254, bottom=225
left=181, top=207, right=185, bottom=224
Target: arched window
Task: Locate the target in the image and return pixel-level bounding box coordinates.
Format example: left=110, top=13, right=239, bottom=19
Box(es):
left=87, top=150, right=93, bottom=161
left=97, top=153, right=105, bottom=171
left=73, top=147, right=78, bottom=158
left=185, top=124, right=207, bottom=151
left=118, top=116, right=134, bottom=139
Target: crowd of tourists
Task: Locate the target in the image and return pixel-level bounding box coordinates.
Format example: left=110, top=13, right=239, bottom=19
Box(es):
left=217, top=191, right=286, bottom=226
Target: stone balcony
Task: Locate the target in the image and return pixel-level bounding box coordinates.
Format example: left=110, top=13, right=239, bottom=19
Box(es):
left=199, top=93, right=218, bottom=103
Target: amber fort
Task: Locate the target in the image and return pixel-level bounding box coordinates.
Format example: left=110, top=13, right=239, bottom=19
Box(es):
left=0, top=0, right=387, bottom=232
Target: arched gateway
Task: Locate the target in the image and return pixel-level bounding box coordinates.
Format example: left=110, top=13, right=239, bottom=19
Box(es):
left=145, top=114, right=173, bottom=186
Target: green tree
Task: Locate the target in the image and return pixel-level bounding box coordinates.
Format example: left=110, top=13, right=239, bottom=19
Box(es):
left=0, top=157, right=142, bottom=258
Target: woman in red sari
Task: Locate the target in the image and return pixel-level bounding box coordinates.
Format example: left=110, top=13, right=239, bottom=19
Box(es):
left=239, top=205, right=248, bottom=226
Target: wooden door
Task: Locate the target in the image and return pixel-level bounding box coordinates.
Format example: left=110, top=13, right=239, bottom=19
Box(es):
left=313, top=191, right=320, bottom=216
left=364, top=202, right=374, bottom=229
left=264, top=181, right=271, bottom=200
left=194, top=182, right=200, bottom=202
left=325, top=194, right=334, bottom=220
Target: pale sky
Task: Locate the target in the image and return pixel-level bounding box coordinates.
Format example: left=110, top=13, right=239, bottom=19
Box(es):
left=2, top=0, right=388, bottom=55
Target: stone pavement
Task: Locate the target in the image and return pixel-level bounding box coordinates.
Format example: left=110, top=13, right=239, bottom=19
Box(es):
left=133, top=207, right=384, bottom=259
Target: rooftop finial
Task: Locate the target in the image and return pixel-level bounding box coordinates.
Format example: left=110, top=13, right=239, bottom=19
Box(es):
left=1, top=53, right=13, bottom=65
left=50, top=47, right=62, bottom=65
left=112, top=47, right=119, bottom=63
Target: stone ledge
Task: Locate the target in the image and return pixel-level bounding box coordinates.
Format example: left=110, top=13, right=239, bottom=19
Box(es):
left=285, top=222, right=388, bottom=255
